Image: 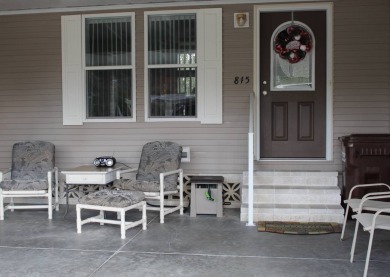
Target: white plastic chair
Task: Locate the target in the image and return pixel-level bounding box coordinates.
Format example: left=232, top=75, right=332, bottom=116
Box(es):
left=0, top=141, right=59, bottom=220
left=114, top=141, right=184, bottom=224
left=350, top=193, right=390, bottom=277
left=340, top=183, right=390, bottom=240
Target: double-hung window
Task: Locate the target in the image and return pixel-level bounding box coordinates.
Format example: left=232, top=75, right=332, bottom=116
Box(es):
left=145, top=9, right=222, bottom=123
left=84, top=14, right=135, bottom=120
left=61, top=12, right=136, bottom=125
left=147, top=13, right=197, bottom=119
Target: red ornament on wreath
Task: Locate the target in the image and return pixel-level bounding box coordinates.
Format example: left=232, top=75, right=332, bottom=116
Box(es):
left=274, top=25, right=313, bottom=64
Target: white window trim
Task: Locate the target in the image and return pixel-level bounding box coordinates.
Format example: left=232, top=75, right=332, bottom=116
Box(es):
left=144, top=9, right=222, bottom=124
left=82, top=12, right=136, bottom=123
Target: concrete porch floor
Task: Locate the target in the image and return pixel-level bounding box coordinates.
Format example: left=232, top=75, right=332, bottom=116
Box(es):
left=0, top=207, right=390, bottom=277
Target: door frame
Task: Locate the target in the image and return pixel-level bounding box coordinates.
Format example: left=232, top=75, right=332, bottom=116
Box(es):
left=253, top=2, right=334, bottom=161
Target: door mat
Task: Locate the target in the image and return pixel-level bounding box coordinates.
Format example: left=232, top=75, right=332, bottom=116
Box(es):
left=257, top=221, right=342, bottom=235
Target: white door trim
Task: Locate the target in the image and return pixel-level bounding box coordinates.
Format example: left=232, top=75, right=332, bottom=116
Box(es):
left=253, top=2, right=334, bottom=161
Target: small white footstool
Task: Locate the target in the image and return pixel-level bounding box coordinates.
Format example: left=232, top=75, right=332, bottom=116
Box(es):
left=76, top=189, right=146, bottom=239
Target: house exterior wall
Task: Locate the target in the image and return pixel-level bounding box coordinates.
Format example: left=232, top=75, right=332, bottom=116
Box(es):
left=0, top=1, right=389, bottom=176
left=332, top=0, right=390, bottom=171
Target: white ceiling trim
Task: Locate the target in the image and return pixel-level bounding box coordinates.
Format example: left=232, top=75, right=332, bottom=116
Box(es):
left=0, top=0, right=324, bottom=16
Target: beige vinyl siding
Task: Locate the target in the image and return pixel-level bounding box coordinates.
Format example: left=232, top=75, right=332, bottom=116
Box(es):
left=332, top=0, right=390, bottom=172
left=0, top=1, right=389, bottom=176
left=333, top=0, right=390, bottom=171
left=0, top=14, right=63, bottom=166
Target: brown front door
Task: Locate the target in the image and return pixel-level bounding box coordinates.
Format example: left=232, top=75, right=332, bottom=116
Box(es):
left=260, top=11, right=327, bottom=158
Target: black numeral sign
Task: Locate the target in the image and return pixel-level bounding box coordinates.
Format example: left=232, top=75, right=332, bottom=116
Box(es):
left=234, top=76, right=250, bottom=84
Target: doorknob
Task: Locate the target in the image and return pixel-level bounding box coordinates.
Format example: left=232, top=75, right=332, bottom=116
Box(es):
left=262, top=90, right=268, bottom=96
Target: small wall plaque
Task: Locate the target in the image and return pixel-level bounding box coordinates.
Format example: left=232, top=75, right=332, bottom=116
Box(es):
left=234, top=12, right=249, bottom=28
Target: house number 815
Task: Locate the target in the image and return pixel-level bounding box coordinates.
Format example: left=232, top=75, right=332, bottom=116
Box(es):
left=234, top=76, right=250, bottom=84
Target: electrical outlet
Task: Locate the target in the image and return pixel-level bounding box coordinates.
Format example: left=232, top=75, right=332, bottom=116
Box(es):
left=181, top=146, right=190, bottom=163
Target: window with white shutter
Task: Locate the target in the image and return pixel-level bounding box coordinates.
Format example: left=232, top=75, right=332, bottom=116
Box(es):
left=61, top=12, right=136, bottom=125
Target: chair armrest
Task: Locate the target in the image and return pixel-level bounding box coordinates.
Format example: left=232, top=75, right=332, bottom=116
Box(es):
left=347, top=183, right=390, bottom=200
left=362, top=190, right=390, bottom=201
left=159, top=169, right=183, bottom=191
left=0, top=168, right=11, bottom=181
left=48, top=167, right=58, bottom=174
left=369, top=208, right=390, bottom=231
left=160, top=168, right=183, bottom=177
left=374, top=208, right=390, bottom=216
left=358, top=193, right=390, bottom=213
left=116, top=167, right=138, bottom=179
left=47, top=167, right=58, bottom=178
left=47, top=167, right=59, bottom=190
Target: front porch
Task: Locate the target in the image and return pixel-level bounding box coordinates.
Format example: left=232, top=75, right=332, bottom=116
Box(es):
left=0, top=206, right=390, bottom=276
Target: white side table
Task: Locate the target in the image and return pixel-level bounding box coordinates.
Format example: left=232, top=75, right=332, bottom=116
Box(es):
left=61, top=165, right=123, bottom=216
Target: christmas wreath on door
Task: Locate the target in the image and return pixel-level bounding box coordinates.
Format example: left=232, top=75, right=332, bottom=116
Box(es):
left=274, top=25, right=313, bottom=64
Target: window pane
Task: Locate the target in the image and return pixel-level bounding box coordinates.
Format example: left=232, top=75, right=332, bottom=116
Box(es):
left=149, top=68, right=196, bottom=117
left=86, top=69, right=132, bottom=118
left=85, top=17, right=132, bottom=66
left=273, top=52, right=313, bottom=89
left=148, top=14, right=196, bottom=65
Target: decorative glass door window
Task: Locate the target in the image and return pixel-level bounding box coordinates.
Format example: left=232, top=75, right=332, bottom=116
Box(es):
left=84, top=15, right=134, bottom=119
left=271, top=21, right=315, bottom=91
left=147, top=13, right=197, bottom=118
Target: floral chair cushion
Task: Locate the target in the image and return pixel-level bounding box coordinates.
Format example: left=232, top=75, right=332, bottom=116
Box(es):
left=79, top=189, right=145, bottom=208
left=115, top=141, right=182, bottom=192
left=0, top=180, right=48, bottom=191
left=0, top=141, right=55, bottom=191
left=114, top=179, right=165, bottom=193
